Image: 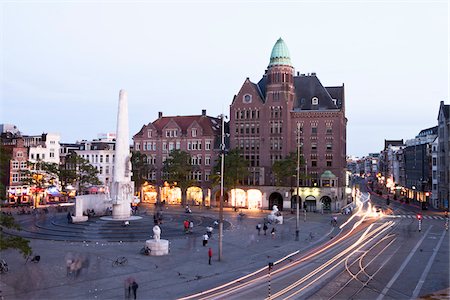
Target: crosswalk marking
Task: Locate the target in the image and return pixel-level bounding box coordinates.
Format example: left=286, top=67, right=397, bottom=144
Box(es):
left=388, top=214, right=444, bottom=220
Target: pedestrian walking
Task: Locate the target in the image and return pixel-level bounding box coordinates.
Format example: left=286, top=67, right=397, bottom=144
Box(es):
left=208, top=247, right=212, bottom=265
left=263, top=223, right=268, bottom=235
left=331, top=216, right=337, bottom=227
left=67, top=212, right=72, bottom=224
left=271, top=227, right=276, bottom=239
left=184, top=220, right=189, bottom=233
left=202, top=233, right=209, bottom=246
left=125, top=277, right=135, bottom=298
left=131, top=280, right=138, bottom=299
left=206, top=226, right=213, bottom=238
left=189, top=221, right=194, bottom=233
left=256, top=223, right=262, bottom=235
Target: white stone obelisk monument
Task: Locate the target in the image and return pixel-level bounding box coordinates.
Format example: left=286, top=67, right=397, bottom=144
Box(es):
left=111, top=89, right=134, bottom=220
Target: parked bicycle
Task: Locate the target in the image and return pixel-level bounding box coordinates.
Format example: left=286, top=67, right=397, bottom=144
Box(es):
left=26, top=254, right=41, bottom=263
left=0, top=259, right=8, bottom=274
left=112, top=256, right=128, bottom=267
left=139, top=247, right=151, bottom=255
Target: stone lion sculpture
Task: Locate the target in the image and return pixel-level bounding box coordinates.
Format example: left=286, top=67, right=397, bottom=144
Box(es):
left=153, top=225, right=161, bottom=242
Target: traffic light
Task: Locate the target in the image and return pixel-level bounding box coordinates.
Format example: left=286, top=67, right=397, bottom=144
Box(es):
left=417, top=213, right=422, bottom=220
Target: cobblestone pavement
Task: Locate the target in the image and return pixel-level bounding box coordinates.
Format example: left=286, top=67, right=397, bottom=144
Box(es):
left=0, top=206, right=337, bottom=300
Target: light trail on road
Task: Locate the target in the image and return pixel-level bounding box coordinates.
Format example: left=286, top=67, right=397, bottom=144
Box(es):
left=329, top=233, right=398, bottom=299
left=180, top=189, right=399, bottom=300
left=270, top=221, right=395, bottom=299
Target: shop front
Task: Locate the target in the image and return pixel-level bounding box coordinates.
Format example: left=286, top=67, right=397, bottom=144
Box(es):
left=7, top=186, right=31, bottom=205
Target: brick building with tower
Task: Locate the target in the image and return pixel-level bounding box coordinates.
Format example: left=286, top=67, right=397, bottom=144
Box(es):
left=132, top=38, right=350, bottom=212
left=229, top=38, right=349, bottom=211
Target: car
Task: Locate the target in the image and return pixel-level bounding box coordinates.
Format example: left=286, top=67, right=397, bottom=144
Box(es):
left=375, top=206, right=382, bottom=213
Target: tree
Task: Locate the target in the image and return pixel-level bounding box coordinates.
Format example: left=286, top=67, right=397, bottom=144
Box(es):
left=131, top=151, right=153, bottom=191
left=59, top=153, right=101, bottom=193
left=0, top=144, right=12, bottom=200
left=272, top=152, right=298, bottom=187
left=211, top=148, right=249, bottom=190
left=0, top=214, right=32, bottom=258
left=20, top=160, right=60, bottom=206
left=162, top=150, right=194, bottom=205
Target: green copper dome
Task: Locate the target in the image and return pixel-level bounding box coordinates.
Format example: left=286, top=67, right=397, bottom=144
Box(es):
left=320, top=170, right=336, bottom=179
left=269, top=38, right=292, bottom=67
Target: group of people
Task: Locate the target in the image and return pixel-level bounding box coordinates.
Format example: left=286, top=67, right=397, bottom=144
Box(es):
left=202, top=225, right=214, bottom=246
left=65, top=253, right=89, bottom=278
left=125, top=277, right=139, bottom=299
left=256, top=222, right=276, bottom=238
left=154, top=210, right=163, bottom=225
left=183, top=219, right=194, bottom=234
left=131, top=205, right=139, bottom=215
left=85, top=209, right=96, bottom=217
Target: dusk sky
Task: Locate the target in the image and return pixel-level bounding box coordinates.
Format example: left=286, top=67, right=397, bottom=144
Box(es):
left=1, top=1, right=448, bottom=157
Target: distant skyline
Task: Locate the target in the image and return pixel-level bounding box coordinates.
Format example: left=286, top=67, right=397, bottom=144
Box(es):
left=1, top=1, right=448, bottom=157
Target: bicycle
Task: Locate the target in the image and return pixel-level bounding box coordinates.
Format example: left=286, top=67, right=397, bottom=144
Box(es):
left=139, top=247, right=151, bottom=255
left=0, top=259, right=8, bottom=274
left=112, top=256, right=128, bottom=267
left=25, top=254, right=41, bottom=263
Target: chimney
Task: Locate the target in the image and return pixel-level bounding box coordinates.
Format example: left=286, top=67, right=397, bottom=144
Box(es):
left=158, top=112, right=163, bottom=118
left=202, top=109, right=206, bottom=116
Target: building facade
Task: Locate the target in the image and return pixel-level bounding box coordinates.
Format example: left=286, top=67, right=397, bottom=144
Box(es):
left=75, top=134, right=117, bottom=187
left=25, top=133, right=61, bottom=165
left=437, top=101, right=450, bottom=209
left=431, top=137, right=439, bottom=208
left=133, top=110, right=222, bottom=205
left=229, top=38, right=349, bottom=211
left=0, top=134, right=30, bottom=204
left=0, top=130, right=62, bottom=205
left=403, top=127, right=437, bottom=205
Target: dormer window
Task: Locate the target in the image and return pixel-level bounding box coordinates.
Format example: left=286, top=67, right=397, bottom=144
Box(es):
left=147, top=130, right=152, bottom=138
left=312, top=97, right=318, bottom=105
left=191, top=128, right=197, bottom=137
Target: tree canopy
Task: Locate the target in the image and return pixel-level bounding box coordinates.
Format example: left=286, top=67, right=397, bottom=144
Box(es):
left=212, top=148, right=249, bottom=189
left=272, top=152, right=304, bottom=187
left=0, top=144, right=12, bottom=200
left=20, top=160, right=60, bottom=191
left=162, top=150, right=195, bottom=204
left=59, top=153, right=101, bottom=192
left=131, top=151, right=153, bottom=191
left=0, top=214, right=32, bottom=258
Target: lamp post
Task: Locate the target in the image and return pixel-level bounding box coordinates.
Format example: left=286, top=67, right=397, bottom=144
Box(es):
left=218, top=114, right=225, bottom=261
left=295, top=122, right=300, bottom=241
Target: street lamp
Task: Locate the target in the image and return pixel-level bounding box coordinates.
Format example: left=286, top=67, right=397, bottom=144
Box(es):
left=218, top=114, right=226, bottom=261
left=295, top=122, right=300, bottom=241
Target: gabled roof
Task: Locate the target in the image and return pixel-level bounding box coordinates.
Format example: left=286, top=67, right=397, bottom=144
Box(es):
left=232, top=78, right=265, bottom=106
left=135, top=115, right=221, bottom=138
